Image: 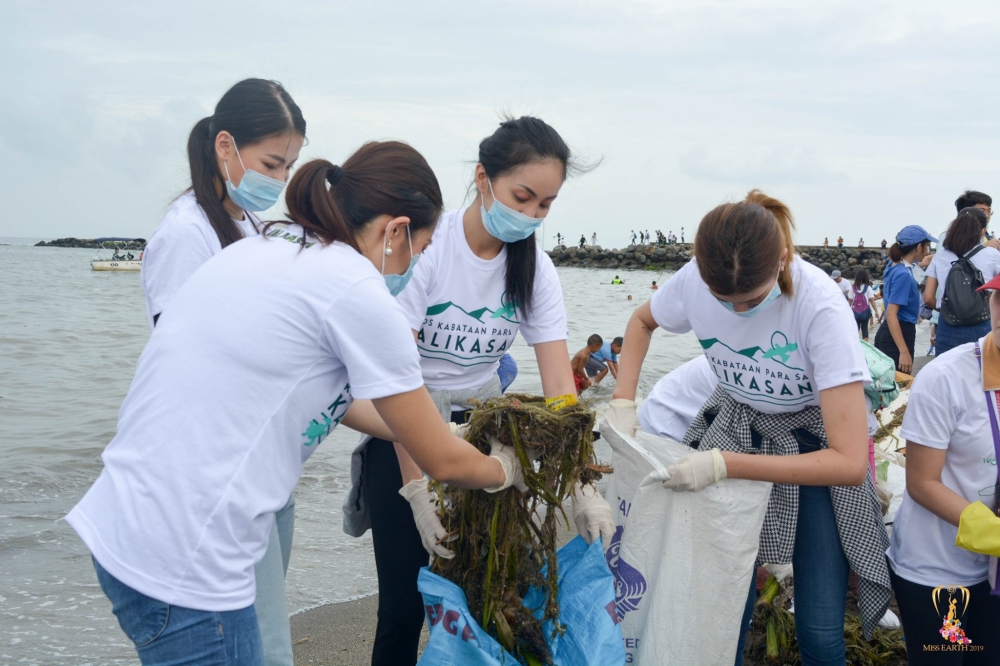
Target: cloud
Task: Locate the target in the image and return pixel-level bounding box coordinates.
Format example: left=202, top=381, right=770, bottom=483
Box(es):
left=679, top=146, right=848, bottom=184
left=2, top=0, right=1000, bottom=244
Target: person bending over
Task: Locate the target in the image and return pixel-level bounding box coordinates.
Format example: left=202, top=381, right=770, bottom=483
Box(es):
left=572, top=334, right=604, bottom=394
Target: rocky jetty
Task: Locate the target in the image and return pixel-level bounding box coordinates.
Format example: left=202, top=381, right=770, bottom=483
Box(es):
left=547, top=244, right=889, bottom=278
left=35, top=238, right=145, bottom=249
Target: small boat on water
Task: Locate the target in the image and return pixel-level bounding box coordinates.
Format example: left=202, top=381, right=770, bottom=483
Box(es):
left=91, top=238, right=145, bottom=271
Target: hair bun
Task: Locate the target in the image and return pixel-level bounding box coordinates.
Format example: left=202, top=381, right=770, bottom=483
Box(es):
left=327, top=165, right=344, bottom=186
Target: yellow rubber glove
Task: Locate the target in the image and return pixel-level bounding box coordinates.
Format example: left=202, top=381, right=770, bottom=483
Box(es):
left=955, top=501, right=1000, bottom=558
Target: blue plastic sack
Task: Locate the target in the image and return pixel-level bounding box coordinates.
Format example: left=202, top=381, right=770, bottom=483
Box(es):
left=416, top=536, right=625, bottom=666
left=523, top=536, right=626, bottom=666
left=416, top=568, right=519, bottom=665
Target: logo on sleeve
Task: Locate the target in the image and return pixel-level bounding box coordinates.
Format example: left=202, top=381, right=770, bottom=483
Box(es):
left=302, top=383, right=351, bottom=447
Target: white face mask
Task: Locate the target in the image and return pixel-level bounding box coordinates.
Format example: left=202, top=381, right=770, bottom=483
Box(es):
left=715, top=267, right=784, bottom=317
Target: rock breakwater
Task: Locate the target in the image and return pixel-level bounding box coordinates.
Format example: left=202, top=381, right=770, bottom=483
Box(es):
left=35, top=238, right=145, bottom=249
left=547, top=244, right=889, bottom=278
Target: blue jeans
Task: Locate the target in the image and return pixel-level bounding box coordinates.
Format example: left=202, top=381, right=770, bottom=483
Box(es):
left=253, top=495, right=295, bottom=666
left=935, top=318, right=991, bottom=357
left=93, top=557, right=262, bottom=665
left=734, top=485, right=851, bottom=665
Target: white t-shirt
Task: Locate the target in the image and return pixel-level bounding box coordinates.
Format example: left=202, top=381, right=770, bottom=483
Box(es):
left=141, top=190, right=260, bottom=329
left=650, top=257, right=868, bottom=414
left=638, top=356, right=718, bottom=441
left=67, top=224, right=423, bottom=611
left=395, top=208, right=568, bottom=391
left=887, top=340, right=999, bottom=587
left=925, top=245, right=1000, bottom=309
left=834, top=277, right=852, bottom=300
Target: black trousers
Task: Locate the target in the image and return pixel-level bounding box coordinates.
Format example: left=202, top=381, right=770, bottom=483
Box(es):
left=888, top=561, right=1000, bottom=665
left=873, top=319, right=916, bottom=370
left=856, top=312, right=870, bottom=339
left=366, top=410, right=467, bottom=666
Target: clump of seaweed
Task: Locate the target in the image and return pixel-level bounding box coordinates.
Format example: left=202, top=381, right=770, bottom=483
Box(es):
left=745, top=575, right=907, bottom=666
left=431, top=394, right=605, bottom=665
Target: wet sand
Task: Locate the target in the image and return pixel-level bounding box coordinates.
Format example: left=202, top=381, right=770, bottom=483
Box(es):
left=290, top=594, right=429, bottom=666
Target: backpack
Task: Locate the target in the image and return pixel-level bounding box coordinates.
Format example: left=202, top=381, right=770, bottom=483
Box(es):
left=860, top=340, right=899, bottom=409
left=850, top=285, right=870, bottom=318
left=940, top=245, right=990, bottom=327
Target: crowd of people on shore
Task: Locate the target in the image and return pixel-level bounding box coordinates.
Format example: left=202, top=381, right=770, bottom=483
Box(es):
left=62, top=77, right=999, bottom=666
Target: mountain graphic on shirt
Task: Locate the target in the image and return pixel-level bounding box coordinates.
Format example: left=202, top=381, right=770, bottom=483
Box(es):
left=425, top=300, right=520, bottom=324
left=699, top=331, right=803, bottom=371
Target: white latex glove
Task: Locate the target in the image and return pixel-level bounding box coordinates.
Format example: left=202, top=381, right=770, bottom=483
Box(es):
left=399, top=479, right=454, bottom=559
left=605, top=398, right=641, bottom=437
left=448, top=422, right=469, bottom=438
left=572, top=483, right=616, bottom=549
left=662, top=449, right=727, bottom=492
left=484, top=437, right=528, bottom=493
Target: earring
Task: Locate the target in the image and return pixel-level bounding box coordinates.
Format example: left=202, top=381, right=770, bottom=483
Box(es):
left=385, top=238, right=393, bottom=256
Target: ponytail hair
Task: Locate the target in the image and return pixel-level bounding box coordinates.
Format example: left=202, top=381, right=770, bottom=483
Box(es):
left=888, top=241, right=930, bottom=263
left=186, top=78, right=306, bottom=249
left=693, top=189, right=798, bottom=298
left=477, top=115, right=588, bottom=317
left=887, top=242, right=904, bottom=263
left=280, top=141, right=443, bottom=247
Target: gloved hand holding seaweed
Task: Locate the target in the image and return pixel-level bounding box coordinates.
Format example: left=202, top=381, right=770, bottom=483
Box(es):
left=430, top=394, right=610, bottom=665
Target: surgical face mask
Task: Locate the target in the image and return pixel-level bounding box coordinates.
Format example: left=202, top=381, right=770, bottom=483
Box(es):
left=716, top=269, right=783, bottom=317
left=382, top=224, right=420, bottom=296
left=223, top=140, right=287, bottom=212
left=480, top=179, right=544, bottom=243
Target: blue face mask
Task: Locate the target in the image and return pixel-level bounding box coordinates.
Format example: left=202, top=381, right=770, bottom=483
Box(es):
left=480, top=179, right=545, bottom=243
left=716, top=271, right=783, bottom=317
left=224, top=141, right=287, bottom=212
left=382, top=224, right=420, bottom=296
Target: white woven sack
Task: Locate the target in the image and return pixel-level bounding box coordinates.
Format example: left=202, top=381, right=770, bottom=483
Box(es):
left=601, top=421, right=772, bottom=665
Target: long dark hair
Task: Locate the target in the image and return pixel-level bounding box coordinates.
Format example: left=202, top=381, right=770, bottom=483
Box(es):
left=186, top=78, right=306, bottom=248
left=477, top=116, right=581, bottom=317
left=694, top=190, right=797, bottom=297
left=853, top=269, right=871, bottom=291
left=280, top=141, right=443, bottom=247
left=943, top=207, right=989, bottom=256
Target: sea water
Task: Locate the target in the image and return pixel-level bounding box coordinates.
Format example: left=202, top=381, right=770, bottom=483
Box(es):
left=0, top=239, right=925, bottom=664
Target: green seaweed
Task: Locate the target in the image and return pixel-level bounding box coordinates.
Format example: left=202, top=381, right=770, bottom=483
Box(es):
left=431, top=394, right=603, bottom=665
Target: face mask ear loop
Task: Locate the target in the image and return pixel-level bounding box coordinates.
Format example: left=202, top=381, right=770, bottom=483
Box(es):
left=223, top=135, right=247, bottom=185
left=485, top=177, right=497, bottom=213
left=381, top=223, right=390, bottom=276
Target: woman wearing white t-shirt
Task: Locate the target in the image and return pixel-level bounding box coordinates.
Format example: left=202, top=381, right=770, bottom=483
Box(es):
left=924, top=207, right=1000, bottom=357
left=139, top=78, right=307, bottom=666
left=887, top=276, right=1000, bottom=664
left=350, top=117, right=613, bottom=666
left=848, top=269, right=881, bottom=342
left=67, top=142, right=526, bottom=666
left=609, top=190, right=890, bottom=665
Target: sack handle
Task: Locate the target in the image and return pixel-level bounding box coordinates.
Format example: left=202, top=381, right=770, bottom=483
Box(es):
left=973, top=341, right=1000, bottom=596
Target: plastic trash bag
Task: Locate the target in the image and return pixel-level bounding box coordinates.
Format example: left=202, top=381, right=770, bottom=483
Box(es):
left=522, top=536, right=626, bottom=666
left=416, top=567, right=519, bottom=666
left=417, top=536, right=624, bottom=665
left=600, top=421, right=773, bottom=665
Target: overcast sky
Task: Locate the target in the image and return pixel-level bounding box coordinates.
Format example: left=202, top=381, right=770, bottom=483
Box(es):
left=3, top=0, right=999, bottom=247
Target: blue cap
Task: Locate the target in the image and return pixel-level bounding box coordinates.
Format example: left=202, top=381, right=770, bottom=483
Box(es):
left=895, top=225, right=937, bottom=246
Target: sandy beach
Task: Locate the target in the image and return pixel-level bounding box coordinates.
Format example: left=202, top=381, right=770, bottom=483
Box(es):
left=291, top=594, right=428, bottom=666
